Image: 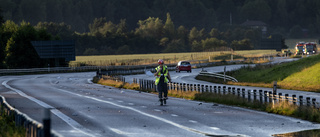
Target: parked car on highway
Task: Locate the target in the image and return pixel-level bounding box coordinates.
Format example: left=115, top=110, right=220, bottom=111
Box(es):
left=176, top=61, right=192, bottom=73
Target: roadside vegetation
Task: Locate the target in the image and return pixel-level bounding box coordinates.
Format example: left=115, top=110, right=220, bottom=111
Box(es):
left=0, top=107, right=25, bottom=137
left=197, top=54, right=320, bottom=92
left=225, top=54, right=320, bottom=92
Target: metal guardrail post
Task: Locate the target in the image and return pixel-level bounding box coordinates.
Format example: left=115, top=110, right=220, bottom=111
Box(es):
left=278, top=93, right=282, bottom=102
left=209, top=85, right=212, bottom=92
left=218, top=86, right=221, bottom=94
left=306, top=97, right=311, bottom=107
left=299, top=96, right=303, bottom=106
left=214, top=86, right=217, bottom=93
left=268, top=91, right=273, bottom=103
left=292, top=95, right=296, bottom=105
left=259, top=90, right=263, bottom=103
left=187, top=84, right=190, bottom=91
left=43, top=108, right=51, bottom=137
left=312, top=98, right=317, bottom=108
left=201, top=85, right=204, bottom=92
left=247, top=90, right=251, bottom=102
left=205, top=85, right=208, bottom=92
left=253, top=90, right=257, bottom=101
left=197, top=84, right=201, bottom=92
left=242, top=89, right=245, bottom=99
left=285, top=94, right=289, bottom=103
left=273, top=81, right=277, bottom=94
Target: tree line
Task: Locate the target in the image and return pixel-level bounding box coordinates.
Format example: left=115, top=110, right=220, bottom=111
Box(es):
left=1, top=0, right=320, bottom=38
left=41, top=13, right=261, bottom=55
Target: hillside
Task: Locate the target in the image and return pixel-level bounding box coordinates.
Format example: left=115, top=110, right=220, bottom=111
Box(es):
left=279, top=61, right=320, bottom=92
left=227, top=54, right=320, bottom=92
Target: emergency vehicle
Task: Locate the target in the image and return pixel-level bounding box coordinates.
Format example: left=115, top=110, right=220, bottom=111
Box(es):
left=304, top=42, right=317, bottom=55
left=295, top=42, right=305, bottom=55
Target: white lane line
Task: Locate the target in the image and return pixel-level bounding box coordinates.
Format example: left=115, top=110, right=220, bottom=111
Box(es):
left=189, top=120, right=198, bottom=123
left=128, top=103, right=134, bottom=105
left=2, top=80, right=97, bottom=137
left=54, top=87, right=241, bottom=136
left=171, top=114, right=178, bottom=117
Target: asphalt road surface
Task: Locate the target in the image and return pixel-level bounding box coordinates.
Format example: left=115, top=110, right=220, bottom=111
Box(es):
left=0, top=57, right=320, bottom=137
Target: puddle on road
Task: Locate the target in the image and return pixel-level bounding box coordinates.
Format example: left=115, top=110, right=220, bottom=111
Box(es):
left=273, top=129, right=320, bottom=137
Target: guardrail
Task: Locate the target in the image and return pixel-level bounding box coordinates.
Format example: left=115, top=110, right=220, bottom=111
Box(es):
left=198, top=71, right=238, bottom=82
left=0, top=55, right=265, bottom=76
left=0, top=96, right=62, bottom=137
left=135, top=79, right=320, bottom=108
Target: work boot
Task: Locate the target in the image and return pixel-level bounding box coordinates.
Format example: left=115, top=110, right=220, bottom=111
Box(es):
left=163, top=98, right=166, bottom=105
left=159, top=99, right=163, bottom=106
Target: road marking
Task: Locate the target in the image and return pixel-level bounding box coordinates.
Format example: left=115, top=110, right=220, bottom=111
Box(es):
left=2, top=80, right=97, bottom=137
left=189, top=120, right=198, bottom=123
left=54, top=87, right=242, bottom=136
left=171, top=114, right=178, bottom=117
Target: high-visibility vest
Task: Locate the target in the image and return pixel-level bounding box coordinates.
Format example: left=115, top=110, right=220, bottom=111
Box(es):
left=155, top=65, right=168, bottom=85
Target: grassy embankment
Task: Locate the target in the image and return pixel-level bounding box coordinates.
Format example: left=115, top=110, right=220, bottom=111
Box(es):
left=221, top=54, right=320, bottom=92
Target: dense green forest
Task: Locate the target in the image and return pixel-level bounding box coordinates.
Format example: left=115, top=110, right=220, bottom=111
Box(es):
left=1, top=0, right=319, bottom=35
left=0, top=0, right=318, bottom=68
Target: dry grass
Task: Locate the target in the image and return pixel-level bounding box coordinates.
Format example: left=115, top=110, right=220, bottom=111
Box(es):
left=97, top=78, right=139, bottom=90
left=70, top=50, right=279, bottom=67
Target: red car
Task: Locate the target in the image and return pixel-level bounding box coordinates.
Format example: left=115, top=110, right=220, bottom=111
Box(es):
left=176, top=61, right=192, bottom=73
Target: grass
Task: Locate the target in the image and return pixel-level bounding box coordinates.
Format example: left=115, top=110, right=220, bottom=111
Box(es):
left=223, top=54, right=320, bottom=92
left=0, top=107, right=25, bottom=137
left=70, top=50, right=279, bottom=67
left=94, top=76, right=139, bottom=90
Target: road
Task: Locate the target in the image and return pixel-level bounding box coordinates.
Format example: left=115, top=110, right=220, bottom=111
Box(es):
left=0, top=57, right=320, bottom=137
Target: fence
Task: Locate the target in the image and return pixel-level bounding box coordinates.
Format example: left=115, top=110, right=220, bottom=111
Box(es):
left=135, top=79, right=320, bottom=108
left=0, top=96, right=61, bottom=137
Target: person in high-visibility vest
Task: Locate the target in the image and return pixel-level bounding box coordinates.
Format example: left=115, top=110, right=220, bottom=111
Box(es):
left=154, top=59, right=171, bottom=106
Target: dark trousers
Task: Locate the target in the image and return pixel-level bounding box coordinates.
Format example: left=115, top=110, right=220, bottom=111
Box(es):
left=157, top=82, right=167, bottom=99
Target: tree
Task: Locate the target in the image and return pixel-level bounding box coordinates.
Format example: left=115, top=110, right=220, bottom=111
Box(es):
left=201, top=38, right=227, bottom=51
left=135, top=17, right=164, bottom=39
left=5, top=21, right=52, bottom=68
left=230, top=39, right=253, bottom=50
left=35, top=22, right=73, bottom=39
left=209, top=28, right=220, bottom=38
left=163, top=39, right=186, bottom=53
left=163, top=12, right=175, bottom=39
left=188, top=27, right=199, bottom=43
left=89, top=17, right=107, bottom=34
left=116, top=19, right=128, bottom=35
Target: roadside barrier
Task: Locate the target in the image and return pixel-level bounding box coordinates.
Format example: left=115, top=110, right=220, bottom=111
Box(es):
left=136, top=78, right=320, bottom=108
left=0, top=96, right=62, bottom=137
left=198, top=71, right=238, bottom=82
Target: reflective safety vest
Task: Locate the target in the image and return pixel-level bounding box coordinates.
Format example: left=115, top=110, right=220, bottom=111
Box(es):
left=155, top=65, right=169, bottom=85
